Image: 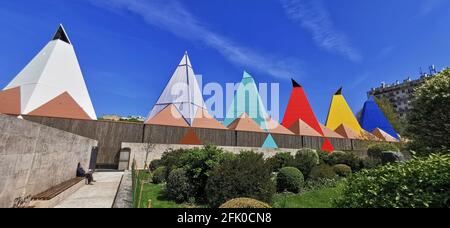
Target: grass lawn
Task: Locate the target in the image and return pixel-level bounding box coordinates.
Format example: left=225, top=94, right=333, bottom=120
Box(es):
left=137, top=183, right=189, bottom=208
left=134, top=170, right=344, bottom=208
left=272, top=182, right=344, bottom=208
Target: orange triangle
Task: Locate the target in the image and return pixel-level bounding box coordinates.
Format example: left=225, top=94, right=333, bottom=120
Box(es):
left=0, top=87, right=21, bottom=115
left=192, top=108, right=227, bottom=129
left=227, top=113, right=265, bottom=132
left=372, top=128, right=399, bottom=142
left=319, top=123, right=344, bottom=139
left=288, top=119, right=322, bottom=137
left=361, top=129, right=382, bottom=141
left=179, top=129, right=202, bottom=145
left=265, top=117, right=295, bottom=135
left=335, top=124, right=361, bottom=139
left=28, top=92, right=91, bottom=120
left=146, top=104, right=189, bottom=127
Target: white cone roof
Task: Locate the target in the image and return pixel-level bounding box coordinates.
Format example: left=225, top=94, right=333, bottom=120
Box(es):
left=147, top=52, right=206, bottom=125
left=3, top=25, right=96, bottom=119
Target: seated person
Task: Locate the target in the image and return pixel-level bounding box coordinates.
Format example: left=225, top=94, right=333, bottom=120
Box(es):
left=77, top=163, right=94, bottom=185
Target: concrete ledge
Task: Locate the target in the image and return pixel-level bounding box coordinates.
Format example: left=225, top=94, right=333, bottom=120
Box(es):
left=112, top=171, right=133, bottom=208
left=30, top=180, right=86, bottom=208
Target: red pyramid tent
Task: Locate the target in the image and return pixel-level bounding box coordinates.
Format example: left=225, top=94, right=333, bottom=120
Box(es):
left=282, top=79, right=334, bottom=152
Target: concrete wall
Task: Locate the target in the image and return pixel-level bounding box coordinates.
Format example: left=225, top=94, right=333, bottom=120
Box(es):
left=0, top=114, right=97, bottom=208
left=122, top=142, right=299, bottom=170
left=22, top=116, right=375, bottom=168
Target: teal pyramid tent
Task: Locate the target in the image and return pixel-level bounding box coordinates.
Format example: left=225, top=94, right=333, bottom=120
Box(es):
left=262, top=134, right=278, bottom=149
left=223, top=71, right=269, bottom=130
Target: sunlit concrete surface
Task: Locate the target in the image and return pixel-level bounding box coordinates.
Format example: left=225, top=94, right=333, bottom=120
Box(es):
left=54, top=172, right=123, bottom=208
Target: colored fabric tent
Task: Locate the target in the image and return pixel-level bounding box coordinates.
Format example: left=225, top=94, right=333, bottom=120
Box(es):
left=282, top=79, right=334, bottom=152
left=262, top=134, right=278, bottom=149
left=146, top=52, right=226, bottom=129
left=146, top=52, right=205, bottom=125
left=0, top=25, right=96, bottom=120
left=372, top=128, right=399, bottom=142
left=335, top=124, right=361, bottom=139
left=223, top=71, right=269, bottom=130
left=359, top=97, right=399, bottom=139
left=226, top=113, right=265, bottom=133
left=325, top=88, right=363, bottom=136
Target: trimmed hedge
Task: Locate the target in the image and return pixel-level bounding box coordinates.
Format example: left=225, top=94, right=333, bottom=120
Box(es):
left=309, top=164, right=337, bottom=181
left=220, top=198, right=272, bottom=208
left=334, top=154, right=450, bottom=208
left=166, top=168, right=193, bottom=203
left=333, top=164, right=352, bottom=177
left=277, top=167, right=304, bottom=193
left=149, top=159, right=162, bottom=172
left=327, top=151, right=361, bottom=171
left=152, top=166, right=166, bottom=184
left=293, top=149, right=319, bottom=177
left=266, top=152, right=295, bottom=172
left=205, top=151, right=276, bottom=208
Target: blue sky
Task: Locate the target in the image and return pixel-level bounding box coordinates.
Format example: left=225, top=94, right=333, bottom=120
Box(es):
left=0, top=0, right=449, bottom=122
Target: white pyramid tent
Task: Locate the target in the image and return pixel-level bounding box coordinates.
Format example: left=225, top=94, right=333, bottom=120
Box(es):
left=146, top=52, right=207, bottom=126
left=1, top=25, right=96, bottom=120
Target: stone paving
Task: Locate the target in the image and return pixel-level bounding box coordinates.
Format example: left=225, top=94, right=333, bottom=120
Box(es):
left=55, top=172, right=124, bottom=208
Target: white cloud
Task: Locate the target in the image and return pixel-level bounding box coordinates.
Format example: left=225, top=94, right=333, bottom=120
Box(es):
left=280, top=0, right=362, bottom=62
left=88, top=0, right=303, bottom=79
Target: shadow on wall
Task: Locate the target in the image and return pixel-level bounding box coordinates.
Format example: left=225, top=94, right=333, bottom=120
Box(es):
left=0, top=114, right=97, bottom=208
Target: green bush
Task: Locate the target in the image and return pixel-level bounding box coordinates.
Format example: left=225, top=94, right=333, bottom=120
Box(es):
left=334, top=154, right=450, bottom=208
left=160, top=148, right=187, bottom=179
left=367, top=143, right=399, bottom=159
left=292, top=149, right=319, bottom=177
left=219, top=198, right=272, bottom=208
left=152, top=166, right=167, bottom=184
left=327, top=151, right=361, bottom=171
left=266, top=152, right=295, bottom=172
left=361, top=157, right=382, bottom=170
left=276, top=167, right=304, bottom=193
left=149, top=159, right=162, bottom=172
left=333, top=164, right=352, bottom=177
left=178, top=145, right=236, bottom=202
left=166, top=168, right=193, bottom=203
left=205, top=151, right=276, bottom=208
left=309, top=164, right=337, bottom=181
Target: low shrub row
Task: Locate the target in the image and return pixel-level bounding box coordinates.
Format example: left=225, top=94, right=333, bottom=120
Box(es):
left=334, top=154, right=450, bottom=208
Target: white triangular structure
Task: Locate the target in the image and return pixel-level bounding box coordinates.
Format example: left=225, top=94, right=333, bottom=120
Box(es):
left=2, top=24, right=96, bottom=120
left=146, top=52, right=206, bottom=126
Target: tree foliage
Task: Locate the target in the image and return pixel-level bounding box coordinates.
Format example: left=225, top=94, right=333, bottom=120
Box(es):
left=405, top=69, right=450, bottom=155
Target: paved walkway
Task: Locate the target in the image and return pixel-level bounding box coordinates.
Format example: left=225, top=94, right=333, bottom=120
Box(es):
left=55, top=172, right=124, bottom=208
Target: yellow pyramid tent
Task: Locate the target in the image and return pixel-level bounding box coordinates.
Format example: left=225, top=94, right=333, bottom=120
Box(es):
left=325, top=88, right=363, bottom=137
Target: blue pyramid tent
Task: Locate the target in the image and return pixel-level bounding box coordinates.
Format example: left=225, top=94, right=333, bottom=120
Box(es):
left=223, top=71, right=269, bottom=130
left=359, top=97, right=399, bottom=139
left=262, top=134, right=278, bottom=149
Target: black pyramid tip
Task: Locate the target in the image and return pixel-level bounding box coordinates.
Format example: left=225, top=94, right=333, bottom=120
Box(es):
left=291, top=79, right=302, bottom=88
left=335, top=87, right=343, bottom=95
left=52, top=24, right=71, bottom=44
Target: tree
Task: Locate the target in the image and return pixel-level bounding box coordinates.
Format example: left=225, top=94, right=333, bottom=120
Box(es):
left=405, top=69, right=450, bottom=155
left=374, top=97, right=405, bottom=135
